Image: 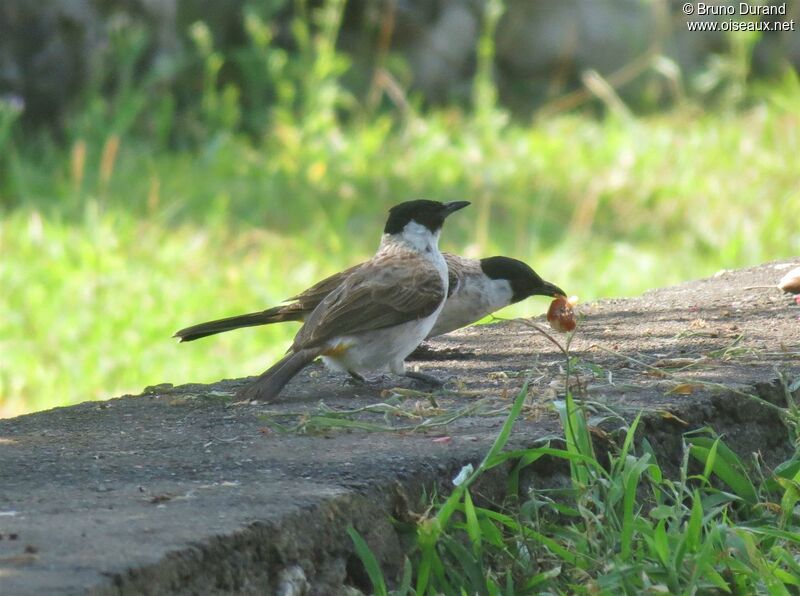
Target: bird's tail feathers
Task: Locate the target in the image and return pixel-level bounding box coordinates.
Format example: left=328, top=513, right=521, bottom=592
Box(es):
left=238, top=348, right=320, bottom=402
left=174, top=306, right=305, bottom=342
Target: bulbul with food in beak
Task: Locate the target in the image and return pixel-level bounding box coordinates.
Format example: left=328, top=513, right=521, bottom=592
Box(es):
left=175, top=255, right=564, bottom=342
left=179, top=199, right=469, bottom=402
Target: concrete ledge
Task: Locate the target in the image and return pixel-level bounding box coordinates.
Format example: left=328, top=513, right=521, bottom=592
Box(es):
left=1, top=259, right=798, bottom=594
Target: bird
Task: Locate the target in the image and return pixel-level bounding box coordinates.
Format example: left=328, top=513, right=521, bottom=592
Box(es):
left=194, top=199, right=470, bottom=402
left=429, top=255, right=564, bottom=336
left=174, top=254, right=564, bottom=342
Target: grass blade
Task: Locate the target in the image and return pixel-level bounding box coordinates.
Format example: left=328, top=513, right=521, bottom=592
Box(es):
left=463, top=489, right=482, bottom=556
left=686, top=490, right=704, bottom=553
left=346, top=526, right=387, bottom=596
left=621, top=454, right=651, bottom=559
left=688, top=437, right=758, bottom=504
left=398, top=556, right=413, bottom=595
left=554, top=391, right=594, bottom=486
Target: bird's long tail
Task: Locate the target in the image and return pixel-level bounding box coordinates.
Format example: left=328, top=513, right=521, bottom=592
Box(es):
left=173, top=306, right=305, bottom=342
left=237, top=348, right=320, bottom=402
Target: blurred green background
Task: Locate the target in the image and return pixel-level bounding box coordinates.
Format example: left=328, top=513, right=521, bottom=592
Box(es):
left=1, top=0, right=799, bottom=416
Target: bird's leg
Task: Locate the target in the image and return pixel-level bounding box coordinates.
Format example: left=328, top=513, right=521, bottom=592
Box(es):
left=393, top=358, right=448, bottom=387
left=345, top=371, right=390, bottom=386
left=349, top=371, right=367, bottom=383
left=404, top=370, right=446, bottom=387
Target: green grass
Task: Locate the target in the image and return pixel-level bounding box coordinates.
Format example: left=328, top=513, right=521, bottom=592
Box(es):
left=349, top=355, right=800, bottom=594
left=2, top=91, right=800, bottom=416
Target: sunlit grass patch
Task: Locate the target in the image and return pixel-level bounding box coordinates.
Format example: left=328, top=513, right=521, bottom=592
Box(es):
left=2, top=79, right=799, bottom=415
left=0, top=207, right=350, bottom=415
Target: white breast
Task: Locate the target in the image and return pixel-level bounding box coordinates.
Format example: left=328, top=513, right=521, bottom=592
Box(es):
left=322, top=221, right=449, bottom=374
left=430, top=276, right=512, bottom=336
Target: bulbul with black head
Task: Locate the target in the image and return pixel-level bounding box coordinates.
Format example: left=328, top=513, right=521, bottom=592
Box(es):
left=174, top=255, right=564, bottom=342
left=229, top=199, right=469, bottom=402
left=429, top=255, right=564, bottom=336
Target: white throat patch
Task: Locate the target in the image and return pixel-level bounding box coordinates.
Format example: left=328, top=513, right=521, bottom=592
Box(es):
left=399, top=220, right=440, bottom=253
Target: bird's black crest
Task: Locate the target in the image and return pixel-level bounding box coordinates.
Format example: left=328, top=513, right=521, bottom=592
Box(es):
left=384, top=200, right=456, bottom=234
left=480, top=256, right=564, bottom=303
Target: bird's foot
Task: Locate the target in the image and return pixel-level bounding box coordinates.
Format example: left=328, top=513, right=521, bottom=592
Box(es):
left=404, top=370, right=451, bottom=388
left=345, top=372, right=390, bottom=386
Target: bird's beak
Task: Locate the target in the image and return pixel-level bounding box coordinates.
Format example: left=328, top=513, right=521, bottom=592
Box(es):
left=442, top=201, right=470, bottom=216
left=540, top=280, right=566, bottom=298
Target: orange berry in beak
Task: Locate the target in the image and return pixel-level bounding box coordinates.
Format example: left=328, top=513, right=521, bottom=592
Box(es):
left=547, top=295, right=578, bottom=332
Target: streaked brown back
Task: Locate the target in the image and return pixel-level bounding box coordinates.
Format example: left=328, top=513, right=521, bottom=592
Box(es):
left=293, top=251, right=445, bottom=350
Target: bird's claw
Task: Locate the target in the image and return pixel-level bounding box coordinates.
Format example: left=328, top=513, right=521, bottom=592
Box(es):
left=345, top=372, right=390, bottom=386
left=404, top=370, right=450, bottom=388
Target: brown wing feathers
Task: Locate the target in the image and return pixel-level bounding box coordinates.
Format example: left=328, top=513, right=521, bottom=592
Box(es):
left=293, top=252, right=445, bottom=350
left=175, top=254, right=451, bottom=343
